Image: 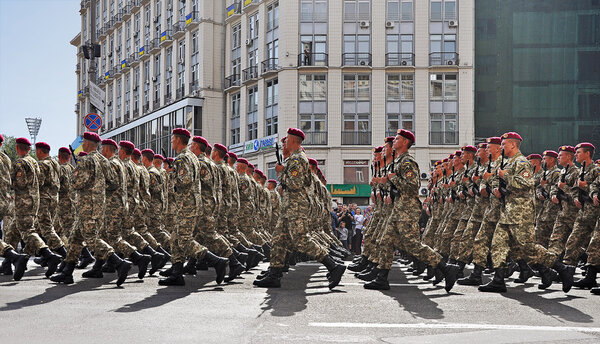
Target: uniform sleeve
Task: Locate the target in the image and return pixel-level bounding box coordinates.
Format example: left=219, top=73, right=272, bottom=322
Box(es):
left=506, top=160, right=534, bottom=191
left=72, top=158, right=93, bottom=190
left=12, top=161, right=31, bottom=190
left=549, top=169, right=562, bottom=198
left=391, top=158, right=420, bottom=194
left=590, top=173, right=600, bottom=199
left=284, top=158, right=309, bottom=191
left=174, top=157, right=194, bottom=189
left=568, top=167, right=582, bottom=200
left=38, top=161, right=49, bottom=187
left=149, top=171, right=162, bottom=195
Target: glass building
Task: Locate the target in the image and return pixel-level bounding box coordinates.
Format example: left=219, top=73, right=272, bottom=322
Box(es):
left=475, top=0, right=600, bottom=158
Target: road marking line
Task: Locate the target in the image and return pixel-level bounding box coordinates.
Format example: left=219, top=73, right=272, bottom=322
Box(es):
left=309, top=322, right=600, bottom=333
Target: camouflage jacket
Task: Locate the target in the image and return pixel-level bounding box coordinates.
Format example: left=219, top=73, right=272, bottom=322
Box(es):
left=73, top=151, right=106, bottom=220
left=497, top=152, right=535, bottom=225
left=0, top=151, right=12, bottom=216
left=237, top=172, right=254, bottom=215
left=196, top=153, right=219, bottom=213
left=550, top=163, right=580, bottom=218
left=147, top=165, right=165, bottom=215
left=280, top=148, right=312, bottom=212
left=11, top=155, right=40, bottom=216
left=214, top=160, right=233, bottom=212
left=389, top=151, right=421, bottom=215
left=482, top=155, right=503, bottom=222
left=469, top=162, right=490, bottom=220
left=227, top=164, right=241, bottom=212
left=535, top=165, right=561, bottom=223
left=137, top=163, right=151, bottom=210
left=573, top=162, right=600, bottom=219
left=37, top=156, right=60, bottom=203
left=106, top=156, right=127, bottom=209
left=172, top=147, right=200, bottom=214
left=121, top=157, right=141, bottom=210
left=58, top=162, right=76, bottom=209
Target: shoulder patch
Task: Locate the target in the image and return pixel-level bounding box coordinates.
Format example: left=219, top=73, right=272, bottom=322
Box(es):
left=290, top=169, right=299, bottom=177
left=405, top=170, right=415, bottom=179
left=522, top=170, right=531, bottom=178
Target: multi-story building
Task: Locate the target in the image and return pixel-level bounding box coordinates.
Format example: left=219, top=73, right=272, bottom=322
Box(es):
left=74, top=0, right=475, bottom=204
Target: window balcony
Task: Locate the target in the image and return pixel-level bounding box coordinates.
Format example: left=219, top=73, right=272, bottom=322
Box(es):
left=341, top=131, right=372, bottom=145
left=243, top=0, right=260, bottom=13
left=149, top=38, right=161, bottom=53
left=121, top=58, right=131, bottom=71
left=104, top=68, right=114, bottom=80
left=143, top=102, right=150, bottom=113
left=225, top=2, right=242, bottom=23
left=385, top=53, right=415, bottom=67
left=342, top=53, right=372, bottom=66
left=121, top=5, right=132, bottom=20
left=430, top=131, right=458, bottom=145
left=153, top=98, right=161, bottom=109
left=185, top=11, right=200, bottom=28
left=429, top=52, right=459, bottom=66
left=80, top=0, right=89, bottom=12
left=112, top=12, right=123, bottom=25
left=97, top=27, right=106, bottom=39
left=104, top=19, right=115, bottom=33
left=159, top=30, right=173, bottom=46
left=242, top=66, right=258, bottom=83
left=76, top=63, right=81, bottom=73
left=189, top=82, right=199, bottom=93
left=173, top=21, right=186, bottom=39
left=129, top=52, right=140, bottom=66
left=298, top=52, right=328, bottom=67
left=176, top=86, right=185, bottom=99
left=130, top=0, right=141, bottom=11
left=75, top=103, right=80, bottom=113
left=164, top=92, right=172, bottom=104
left=261, top=58, right=278, bottom=75
left=132, top=106, right=139, bottom=119
left=303, top=131, right=328, bottom=145
left=224, top=74, right=240, bottom=90
left=139, top=44, right=150, bottom=59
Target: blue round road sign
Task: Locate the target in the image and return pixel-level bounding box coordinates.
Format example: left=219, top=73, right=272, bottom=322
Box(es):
left=84, top=113, right=103, bottom=131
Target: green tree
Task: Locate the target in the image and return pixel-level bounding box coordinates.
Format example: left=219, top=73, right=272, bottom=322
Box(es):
left=1, top=134, right=37, bottom=162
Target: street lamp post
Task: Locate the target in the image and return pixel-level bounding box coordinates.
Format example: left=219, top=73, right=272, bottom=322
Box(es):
left=25, top=117, right=42, bottom=144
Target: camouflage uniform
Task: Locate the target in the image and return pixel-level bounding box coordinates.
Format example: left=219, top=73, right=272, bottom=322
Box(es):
left=170, top=147, right=208, bottom=264
left=121, top=157, right=151, bottom=251
left=238, top=171, right=265, bottom=245
left=450, top=164, right=477, bottom=259
left=65, top=151, right=115, bottom=262
left=165, top=168, right=177, bottom=235
left=376, top=152, right=442, bottom=270
left=421, top=183, right=442, bottom=248
left=227, top=164, right=254, bottom=248
left=136, top=163, right=160, bottom=248
left=0, top=150, right=14, bottom=254
left=35, top=156, right=64, bottom=250
left=533, top=165, right=561, bottom=247
left=584, top=174, right=600, bottom=267
left=54, top=162, right=76, bottom=243
left=146, top=165, right=171, bottom=247
left=533, top=168, right=544, bottom=223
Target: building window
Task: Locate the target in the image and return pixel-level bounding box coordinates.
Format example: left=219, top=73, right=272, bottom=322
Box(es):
left=165, top=47, right=173, bottom=99
left=267, top=162, right=278, bottom=181
left=300, top=34, right=327, bottom=66
left=191, top=30, right=199, bottom=87
left=143, top=60, right=150, bottom=110
left=265, top=78, right=278, bottom=136
left=116, top=79, right=122, bottom=125
left=299, top=74, right=327, bottom=145
left=133, top=66, right=140, bottom=117
left=264, top=3, right=279, bottom=72
left=153, top=53, right=161, bottom=106
left=430, top=0, right=456, bottom=21
left=177, top=41, right=185, bottom=98
left=125, top=20, right=131, bottom=57
left=247, top=86, right=258, bottom=140
left=387, top=0, right=413, bottom=21
left=125, top=73, right=131, bottom=120
left=230, top=92, right=240, bottom=145
left=430, top=34, right=457, bottom=65
left=344, top=0, right=371, bottom=21
left=430, top=113, right=457, bottom=145
left=300, top=0, right=327, bottom=22
left=430, top=73, right=457, bottom=145
left=386, top=74, right=414, bottom=136
left=430, top=73, right=457, bottom=101
left=386, top=34, right=413, bottom=66
left=344, top=160, right=369, bottom=184
left=343, top=74, right=371, bottom=145
left=343, top=34, right=371, bottom=66
left=231, top=23, right=241, bottom=79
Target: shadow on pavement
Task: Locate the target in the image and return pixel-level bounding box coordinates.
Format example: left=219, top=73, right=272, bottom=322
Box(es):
left=258, top=265, right=320, bottom=317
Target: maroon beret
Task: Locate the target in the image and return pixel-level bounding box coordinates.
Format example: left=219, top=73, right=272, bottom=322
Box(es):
left=35, top=142, right=51, bottom=151
left=478, top=143, right=488, bottom=149
left=373, top=146, right=383, bottom=153
left=384, top=136, right=394, bottom=144
left=58, top=147, right=70, bottom=154
left=83, top=132, right=101, bottom=143
left=213, top=143, right=228, bottom=153
left=454, top=150, right=462, bottom=157
left=15, top=137, right=31, bottom=146
left=308, top=158, right=318, bottom=166
left=442, top=158, right=449, bottom=163
left=141, top=148, right=155, bottom=156
left=247, top=163, right=255, bottom=170
left=449, top=154, right=455, bottom=159
left=78, top=151, right=88, bottom=157
left=166, top=157, right=174, bottom=164
left=254, top=168, right=262, bottom=175
left=501, top=132, right=523, bottom=141
left=462, top=145, right=477, bottom=153
left=543, top=150, right=558, bottom=158
left=237, top=158, right=248, bottom=165
left=227, top=152, right=238, bottom=160
left=397, top=129, right=415, bottom=143
left=0, top=134, right=3, bottom=143
left=575, top=142, right=595, bottom=151
left=526, top=154, right=542, bottom=160
left=154, top=154, right=165, bottom=161
left=558, top=145, right=576, bottom=154
left=192, top=136, right=208, bottom=146
left=206, top=143, right=212, bottom=149
left=132, top=148, right=142, bottom=157
left=119, top=140, right=135, bottom=150
left=172, top=128, right=191, bottom=138
left=486, top=137, right=502, bottom=145
left=267, top=179, right=277, bottom=184
left=101, top=139, right=118, bottom=148
left=287, top=128, right=305, bottom=141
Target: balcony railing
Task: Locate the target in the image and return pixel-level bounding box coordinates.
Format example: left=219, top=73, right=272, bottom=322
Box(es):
left=189, top=82, right=199, bottom=93
left=225, top=74, right=240, bottom=89
left=129, top=52, right=139, bottom=65
left=243, top=0, right=260, bottom=12
left=429, top=131, right=458, bottom=145
left=132, top=107, right=139, bottom=118
left=342, top=53, right=372, bottom=66
left=149, top=38, right=161, bottom=52
left=261, top=58, right=278, bottom=74
left=173, top=21, right=186, bottom=38
left=159, top=30, right=173, bottom=45
left=298, top=52, right=328, bottom=67
left=341, top=131, right=372, bottom=145
left=226, top=2, right=242, bottom=20
left=186, top=11, right=200, bottom=27
left=104, top=19, right=115, bottom=32
left=429, top=52, right=459, bottom=66
left=130, top=0, right=141, bottom=10
left=303, top=131, right=327, bottom=145
left=139, top=44, right=150, bottom=58
left=76, top=63, right=81, bottom=73
left=121, top=5, right=132, bottom=19
left=112, top=12, right=122, bottom=24
left=385, top=53, right=415, bottom=66
left=97, top=27, right=106, bottom=38
left=242, top=66, right=258, bottom=82
left=176, top=87, right=184, bottom=99
left=143, top=102, right=150, bottom=113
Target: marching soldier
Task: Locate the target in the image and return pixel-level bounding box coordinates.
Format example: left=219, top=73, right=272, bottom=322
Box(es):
left=534, top=150, right=561, bottom=248
left=141, top=148, right=172, bottom=250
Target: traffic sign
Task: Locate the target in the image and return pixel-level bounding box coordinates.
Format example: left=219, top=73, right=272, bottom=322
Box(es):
left=84, top=113, right=103, bottom=131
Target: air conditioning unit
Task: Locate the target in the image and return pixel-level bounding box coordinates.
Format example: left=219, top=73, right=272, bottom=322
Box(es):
left=447, top=60, right=454, bottom=65
left=421, top=172, right=430, bottom=180
left=153, top=16, right=159, bottom=23
left=359, top=60, right=366, bottom=66
left=419, top=186, right=429, bottom=197
left=178, top=58, right=185, bottom=64
left=449, top=20, right=458, bottom=27
left=245, top=38, right=253, bottom=46
left=152, top=76, right=157, bottom=82
left=401, top=60, right=408, bottom=66
left=133, top=32, right=138, bottom=38
left=167, top=66, right=172, bottom=72
left=360, top=20, right=370, bottom=28
left=133, top=86, right=138, bottom=91
left=385, top=21, right=394, bottom=28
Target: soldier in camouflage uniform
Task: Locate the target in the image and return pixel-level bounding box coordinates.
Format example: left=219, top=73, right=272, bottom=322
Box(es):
left=527, top=154, right=544, bottom=224
left=534, top=150, right=561, bottom=248
left=54, top=147, right=76, bottom=245
left=131, top=149, right=163, bottom=252
left=153, top=154, right=170, bottom=240
left=577, top=171, right=600, bottom=293
left=163, top=157, right=177, bottom=236
left=141, top=148, right=171, bottom=249
left=255, top=128, right=345, bottom=289
left=226, top=153, right=257, bottom=252
left=438, top=151, right=467, bottom=259
left=158, top=128, right=228, bottom=286
left=33, top=142, right=67, bottom=260
left=50, top=132, right=132, bottom=286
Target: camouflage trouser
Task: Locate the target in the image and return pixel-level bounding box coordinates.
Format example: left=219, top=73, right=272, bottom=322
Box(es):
left=421, top=214, right=440, bottom=248
left=438, top=217, right=460, bottom=257
left=490, top=222, right=552, bottom=269
left=547, top=215, right=577, bottom=258
left=534, top=220, right=555, bottom=248
left=585, top=217, right=600, bottom=266
left=376, top=217, right=442, bottom=270
left=0, top=239, right=14, bottom=255
left=563, top=216, right=596, bottom=266
left=228, top=218, right=254, bottom=248
left=433, top=214, right=450, bottom=250
left=122, top=204, right=151, bottom=251
left=450, top=219, right=469, bottom=259
left=471, top=218, right=498, bottom=267
left=65, top=218, right=114, bottom=262
left=269, top=217, right=291, bottom=268
left=237, top=214, right=267, bottom=246
left=194, top=213, right=232, bottom=258
left=134, top=204, right=160, bottom=249
left=361, top=211, right=380, bottom=258
left=456, top=219, right=482, bottom=263
left=14, top=214, right=47, bottom=256
left=103, top=206, right=137, bottom=257
left=147, top=215, right=171, bottom=249
left=170, top=213, right=208, bottom=265
left=54, top=205, right=75, bottom=245
left=36, top=198, right=64, bottom=250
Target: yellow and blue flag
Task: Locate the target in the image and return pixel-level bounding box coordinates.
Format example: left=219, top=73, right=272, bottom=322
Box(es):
left=161, top=31, right=167, bottom=42
left=121, top=59, right=127, bottom=68
left=139, top=46, right=145, bottom=56
left=227, top=4, right=235, bottom=17
left=105, top=71, right=110, bottom=80
left=244, top=0, right=252, bottom=6
left=71, top=136, right=84, bottom=156
left=186, top=13, right=192, bottom=25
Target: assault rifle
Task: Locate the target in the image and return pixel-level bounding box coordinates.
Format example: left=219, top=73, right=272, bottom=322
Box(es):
left=540, top=162, right=550, bottom=199
left=498, top=149, right=507, bottom=206
left=556, top=164, right=570, bottom=211
left=450, top=165, right=457, bottom=201
left=461, top=160, right=471, bottom=198
left=275, top=142, right=283, bottom=165
left=471, top=157, right=481, bottom=197
left=161, top=148, right=173, bottom=168
left=578, top=161, right=592, bottom=209
left=68, top=145, right=79, bottom=164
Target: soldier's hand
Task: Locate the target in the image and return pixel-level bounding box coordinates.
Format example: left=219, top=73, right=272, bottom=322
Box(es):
left=275, top=163, right=284, bottom=173
left=578, top=179, right=587, bottom=189
left=558, top=181, right=566, bottom=189
left=552, top=195, right=559, bottom=204
left=574, top=199, right=582, bottom=209
left=483, top=171, right=492, bottom=180
left=459, top=192, right=465, bottom=200
left=498, top=169, right=507, bottom=178
left=480, top=187, right=489, bottom=197
left=468, top=189, right=474, bottom=197
left=384, top=195, right=392, bottom=204
left=493, top=188, right=502, bottom=198
left=594, top=195, right=600, bottom=206
left=426, top=208, right=431, bottom=216
left=538, top=194, right=545, bottom=201
left=472, top=175, right=480, bottom=182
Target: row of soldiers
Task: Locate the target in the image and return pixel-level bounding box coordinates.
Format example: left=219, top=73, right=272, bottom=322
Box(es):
left=352, top=132, right=600, bottom=295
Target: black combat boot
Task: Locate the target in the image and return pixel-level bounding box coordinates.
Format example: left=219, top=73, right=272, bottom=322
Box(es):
left=513, top=260, right=534, bottom=283
left=3, top=248, right=29, bottom=281
left=82, top=259, right=105, bottom=278
left=537, top=265, right=559, bottom=290
left=142, top=245, right=166, bottom=275
left=1, top=257, right=13, bottom=275
left=225, top=254, right=245, bottom=282
left=129, top=251, right=151, bottom=279
left=456, top=261, right=466, bottom=279
left=423, top=265, right=435, bottom=281
left=158, top=262, right=185, bottom=286
left=49, top=261, right=76, bottom=284
left=437, top=260, right=460, bottom=292
left=506, top=260, right=519, bottom=278
left=232, top=248, right=248, bottom=266
left=107, top=253, right=132, bottom=287
left=348, top=255, right=369, bottom=272
left=183, top=258, right=198, bottom=275
left=553, top=261, right=575, bottom=292
left=253, top=267, right=282, bottom=288
left=457, top=264, right=483, bottom=286
left=412, top=259, right=427, bottom=276
left=322, top=255, right=346, bottom=289
left=76, top=247, right=95, bottom=269
left=159, top=267, right=172, bottom=277
left=364, top=269, right=390, bottom=290
left=39, top=247, right=62, bottom=278
left=262, top=244, right=271, bottom=262
left=357, top=265, right=379, bottom=282
left=101, top=261, right=116, bottom=273
left=484, top=254, right=494, bottom=274
left=356, top=262, right=374, bottom=278
left=195, top=259, right=209, bottom=271
left=478, top=268, right=507, bottom=293
left=201, top=251, right=228, bottom=285
left=247, top=249, right=264, bottom=270
left=252, top=245, right=264, bottom=255
left=591, top=287, right=600, bottom=295
left=573, top=265, right=598, bottom=289
left=157, top=246, right=172, bottom=262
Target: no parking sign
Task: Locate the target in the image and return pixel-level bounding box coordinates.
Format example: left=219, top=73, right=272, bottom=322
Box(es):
left=84, top=113, right=103, bottom=131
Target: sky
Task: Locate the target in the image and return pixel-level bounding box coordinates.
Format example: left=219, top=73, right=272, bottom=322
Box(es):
left=0, top=0, right=80, bottom=153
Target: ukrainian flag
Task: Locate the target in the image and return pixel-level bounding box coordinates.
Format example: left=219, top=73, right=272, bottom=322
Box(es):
left=105, top=71, right=110, bottom=80
left=139, top=46, right=144, bottom=56
left=245, top=0, right=252, bottom=6
left=71, top=136, right=84, bottom=156
left=78, top=90, right=82, bottom=98
left=161, top=31, right=167, bottom=42
left=227, top=4, right=235, bottom=17
left=186, top=13, right=192, bottom=25
left=121, top=59, right=127, bottom=68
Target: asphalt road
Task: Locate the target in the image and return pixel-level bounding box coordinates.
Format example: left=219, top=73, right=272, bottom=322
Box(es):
left=1, top=259, right=599, bottom=344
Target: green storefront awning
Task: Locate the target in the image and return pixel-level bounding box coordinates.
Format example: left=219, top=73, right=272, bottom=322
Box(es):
left=327, top=184, right=372, bottom=198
